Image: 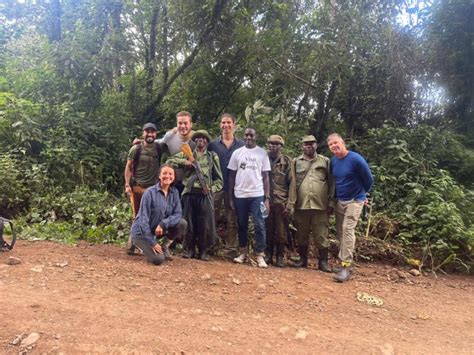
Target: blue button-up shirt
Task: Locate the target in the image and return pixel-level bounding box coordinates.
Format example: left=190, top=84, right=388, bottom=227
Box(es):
left=131, top=183, right=182, bottom=247
left=208, top=136, right=244, bottom=191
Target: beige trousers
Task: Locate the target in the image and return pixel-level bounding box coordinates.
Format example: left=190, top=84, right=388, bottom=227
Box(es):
left=335, top=200, right=364, bottom=263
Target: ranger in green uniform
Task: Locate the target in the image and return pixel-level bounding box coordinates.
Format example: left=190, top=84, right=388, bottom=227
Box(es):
left=288, top=135, right=334, bottom=272
left=167, top=130, right=223, bottom=260
left=265, top=135, right=294, bottom=267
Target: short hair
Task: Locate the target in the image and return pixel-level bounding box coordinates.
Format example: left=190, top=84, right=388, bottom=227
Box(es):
left=176, top=111, right=192, bottom=121
left=220, top=113, right=236, bottom=123
left=327, top=133, right=344, bottom=142
left=244, top=127, right=257, bottom=135
left=158, top=163, right=176, bottom=175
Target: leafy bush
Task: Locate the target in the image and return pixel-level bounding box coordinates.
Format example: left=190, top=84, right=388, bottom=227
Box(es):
left=17, top=186, right=131, bottom=244
left=360, top=125, right=474, bottom=272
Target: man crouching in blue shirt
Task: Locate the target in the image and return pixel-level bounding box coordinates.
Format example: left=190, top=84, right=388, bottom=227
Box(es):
left=327, top=133, right=373, bottom=282
left=130, top=164, right=187, bottom=265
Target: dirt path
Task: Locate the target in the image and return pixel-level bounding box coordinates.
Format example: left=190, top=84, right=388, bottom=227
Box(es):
left=1, top=241, right=473, bottom=354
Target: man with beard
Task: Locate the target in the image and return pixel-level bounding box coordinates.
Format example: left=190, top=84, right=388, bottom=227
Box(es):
left=167, top=130, right=223, bottom=260
left=265, top=135, right=294, bottom=267
left=289, top=135, right=334, bottom=272
left=327, top=133, right=373, bottom=283
left=124, top=123, right=163, bottom=217
left=208, top=113, right=244, bottom=258
left=228, top=127, right=271, bottom=268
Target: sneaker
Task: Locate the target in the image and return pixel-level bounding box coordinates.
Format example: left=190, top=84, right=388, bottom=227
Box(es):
left=126, top=235, right=137, bottom=255
left=233, top=253, right=248, bottom=264
left=256, top=255, right=268, bottom=268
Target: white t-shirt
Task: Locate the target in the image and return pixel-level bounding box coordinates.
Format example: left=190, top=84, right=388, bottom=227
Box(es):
left=227, top=146, right=271, bottom=198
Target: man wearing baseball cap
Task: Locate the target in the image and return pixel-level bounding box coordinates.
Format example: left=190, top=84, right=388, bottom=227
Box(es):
left=265, top=135, right=294, bottom=267
left=288, top=135, right=334, bottom=272
left=124, top=122, right=164, bottom=254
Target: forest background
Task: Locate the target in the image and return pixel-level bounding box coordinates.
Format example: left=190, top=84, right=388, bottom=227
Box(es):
left=0, top=0, right=473, bottom=273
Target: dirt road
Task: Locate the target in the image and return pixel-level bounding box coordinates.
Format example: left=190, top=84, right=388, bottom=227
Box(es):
left=1, top=241, right=473, bottom=354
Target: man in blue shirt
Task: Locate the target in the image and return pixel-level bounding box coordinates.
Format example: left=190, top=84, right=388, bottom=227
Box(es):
left=208, top=113, right=244, bottom=258
left=327, top=133, right=373, bottom=282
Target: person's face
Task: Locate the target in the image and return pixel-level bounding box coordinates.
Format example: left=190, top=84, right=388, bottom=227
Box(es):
left=159, top=166, right=175, bottom=186
left=303, top=141, right=317, bottom=157
left=177, top=115, right=192, bottom=136
left=143, top=128, right=157, bottom=144
left=244, top=129, right=257, bottom=148
left=327, top=136, right=347, bottom=158
left=194, top=136, right=208, bottom=150
left=268, top=142, right=282, bottom=156
left=220, top=116, right=235, bottom=135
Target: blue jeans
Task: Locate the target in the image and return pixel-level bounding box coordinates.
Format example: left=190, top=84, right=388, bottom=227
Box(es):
left=234, top=196, right=266, bottom=254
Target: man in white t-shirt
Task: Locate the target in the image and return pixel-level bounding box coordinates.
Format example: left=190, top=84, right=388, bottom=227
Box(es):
left=228, top=127, right=271, bottom=268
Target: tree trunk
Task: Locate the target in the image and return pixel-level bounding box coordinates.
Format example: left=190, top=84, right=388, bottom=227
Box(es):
left=49, top=0, right=61, bottom=42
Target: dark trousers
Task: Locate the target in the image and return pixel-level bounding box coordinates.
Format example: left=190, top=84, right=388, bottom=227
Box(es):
left=182, top=193, right=216, bottom=254
left=133, top=218, right=187, bottom=265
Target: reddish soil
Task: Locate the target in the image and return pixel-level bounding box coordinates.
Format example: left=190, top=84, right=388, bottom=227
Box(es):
left=1, top=240, right=473, bottom=354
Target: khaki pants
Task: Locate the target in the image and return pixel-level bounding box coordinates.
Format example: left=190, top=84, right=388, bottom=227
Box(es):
left=335, top=200, right=364, bottom=263
left=294, top=209, right=329, bottom=250
left=213, top=190, right=238, bottom=250
left=130, top=185, right=147, bottom=217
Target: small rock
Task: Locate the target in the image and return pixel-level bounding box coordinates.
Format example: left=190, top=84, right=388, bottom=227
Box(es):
left=20, top=333, right=40, bottom=348
left=295, top=329, right=308, bottom=340
left=201, top=273, right=211, bottom=280
left=232, top=278, right=240, bottom=285
left=30, top=266, right=43, bottom=273
left=54, top=261, right=68, bottom=268
left=408, top=269, right=421, bottom=276
left=10, top=334, right=23, bottom=345
left=118, top=286, right=126, bottom=291
left=396, top=270, right=408, bottom=279
left=279, top=326, right=290, bottom=334
left=257, top=283, right=266, bottom=290
left=378, top=343, right=395, bottom=355
left=211, top=326, right=222, bottom=332
left=6, top=256, right=22, bottom=265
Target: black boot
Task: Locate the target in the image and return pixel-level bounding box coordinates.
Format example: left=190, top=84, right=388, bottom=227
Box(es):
left=162, top=245, right=174, bottom=261
left=264, top=243, right=274, bottom=265
left=318, top=248, right=331, bottom=273
left=199, top=249, right=210, bottom=261
left=334, top=264, right=352, bottom=283
left=275, top=244, right=284, bottom=267
left=291, top=245, right=308, bottom=268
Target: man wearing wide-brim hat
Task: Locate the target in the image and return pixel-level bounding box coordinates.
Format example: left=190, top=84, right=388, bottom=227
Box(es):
left=167, top=129, right=223, bottom=261
left=288, top=135, right=335, bottom=272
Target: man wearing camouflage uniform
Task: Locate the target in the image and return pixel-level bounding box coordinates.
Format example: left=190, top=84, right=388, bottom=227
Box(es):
left=288, top=135, right=334, bottom=272
left=265, top=135, right=294, bottom=267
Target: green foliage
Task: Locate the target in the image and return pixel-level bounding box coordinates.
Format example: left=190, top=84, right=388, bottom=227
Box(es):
left=361, top=125, right=474, bottom=272
left=17, top=186, right=131, bottom=244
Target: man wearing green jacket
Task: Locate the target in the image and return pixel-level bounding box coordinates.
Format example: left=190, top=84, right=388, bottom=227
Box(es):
left=288, top=135, right=334, bottom=272
left=167, top=130, right=223, bottom=260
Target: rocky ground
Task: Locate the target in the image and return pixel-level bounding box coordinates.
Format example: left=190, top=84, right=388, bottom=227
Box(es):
left=1, top=240, right=473, bottom=354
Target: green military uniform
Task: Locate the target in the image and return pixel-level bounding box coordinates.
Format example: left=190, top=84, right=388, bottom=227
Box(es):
left=167, top=130, right=223, bottom=259
left=265, top=135, right=294, bottom=266
left=288, top=135, right=334, bottom=270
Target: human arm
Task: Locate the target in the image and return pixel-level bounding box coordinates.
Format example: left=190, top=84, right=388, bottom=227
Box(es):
left=327, top=159, right=336, bottom=214
left=211, top=153, right=223, bottom=193
left=124, top=159, right=133, bottom=195
left=262, top=171, right=270, bottom=213
left=228, top=169, right=236, bottom=210
left=356, top=155, right=374, bottom=193
left=166, top=152, right=190, bottom=168
left=286, top=160, right=296, bottom=215
left=159, top=189, right=183, bottom=229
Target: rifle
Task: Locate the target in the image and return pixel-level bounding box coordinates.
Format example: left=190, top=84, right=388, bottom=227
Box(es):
left=181, top=144, right=213, bottom=206
left=0, top=217, right=16, bottom=251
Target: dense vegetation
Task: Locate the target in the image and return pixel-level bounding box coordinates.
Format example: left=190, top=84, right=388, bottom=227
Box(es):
left=1, top=0, right=473, bottom=272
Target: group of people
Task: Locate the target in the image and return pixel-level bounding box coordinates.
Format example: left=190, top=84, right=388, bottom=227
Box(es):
left=124, top=111, right=373, bottom=283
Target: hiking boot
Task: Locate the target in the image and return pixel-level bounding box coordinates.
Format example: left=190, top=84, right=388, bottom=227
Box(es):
left=318, top=248, right=331, bottom=273
left=264, top=253, right=273, bottom=265
left=182, top=249, right=195, bottom=259
left=256, top=253, right=268, bottom=268
left=200, top=250, right=210, bottom=261
left=334, top=264, right=352, bottom=283
left=275, top=255, right=284, bottom=268
left=233, top=252, right=248, bottom=264
left=291, top=245, right=308, bottom=268
left=126, top=235, right=137, bottom=256
left=162, top=245, right=173, bottom=261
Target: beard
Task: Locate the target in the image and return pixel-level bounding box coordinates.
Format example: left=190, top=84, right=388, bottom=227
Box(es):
left=145, top=136, right=155, bottom=144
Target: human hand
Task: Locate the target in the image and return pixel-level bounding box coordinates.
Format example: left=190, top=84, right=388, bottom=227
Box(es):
left=153, top=244, right=163, bottom=254
left=125, top=185, right=132, bottom=196
left=155, top=225, right=164, bottom=236
left=132, top=138, right=141, bottom=145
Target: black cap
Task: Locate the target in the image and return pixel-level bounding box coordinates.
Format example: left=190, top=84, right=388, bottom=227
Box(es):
left=142, top=123, right=157, bottom=131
